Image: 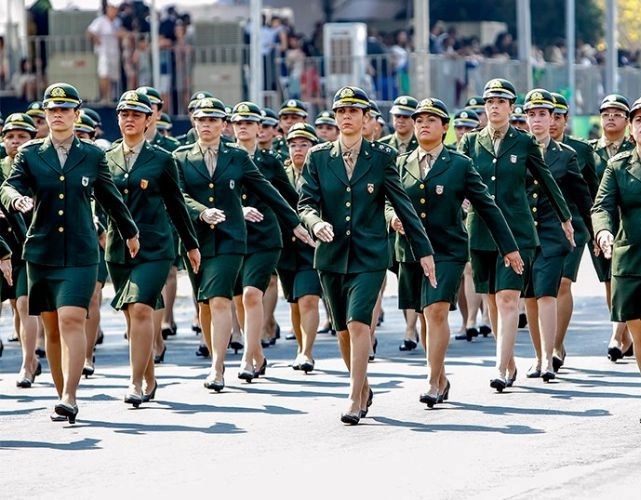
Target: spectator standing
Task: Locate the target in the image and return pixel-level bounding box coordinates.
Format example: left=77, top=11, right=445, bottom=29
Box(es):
left=87, top=1, right=124, bottom=104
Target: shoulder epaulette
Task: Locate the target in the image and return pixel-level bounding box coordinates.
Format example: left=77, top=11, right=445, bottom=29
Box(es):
left=557, top=141, right=576, bottom=154
left=21, top=138, right=45, bottom=149
left=610, top=149, right=632, bottom=162
left=310, top=141, right=332, bottom=152
left=372, top=141, right=394, bottom=155
left=173, top=143, right=192, bottom=154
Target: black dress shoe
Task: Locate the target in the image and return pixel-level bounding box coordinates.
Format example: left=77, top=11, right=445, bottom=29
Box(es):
left=300, top=359, right=315, bottom=373
left=340, top=412, right=360, bottom=425
left=506, top=368, right=517, bottom=387
left=161, top=327, right=172, bottom=340
left=16, top=377, right=33, bottom=388
left=526, top=366, right=541, bottom=378
left=50, top=412, right=67, bottom=422
left=192, top=323, right=202, bottom=334
left=229, top=338, right=244, bottom=354
left=285, top=333, right=296, bottom=340
left=154, top=345, right=166, bottom=364
left=35, top=361, right=42, bottom=377
left=359, top=408, right=368, bottom=418
left=261, top=338, right=271, bottom=348
left=399, top=337, right=417, bottom=351
left=35, top=347, right=46, bottom=358
left=82, top=364, right=95, bottom=378
left=437, top=380, right=451, bottom=403
left=317, top=324, right=332, bottom=334
left=608, top=346, right=623, bottom=362
left=7, top=333, right=19, bottom=342
left=124, top=392, right=143, bottom=408
left=624, top=345, right=634, bottom=357
left=518, top=313, right=528, bottom=329
left=204, top=376, right=225, bottom=392
left=54, top=402, right=79, bottom=424
left=541, top=370, right=556, bottom=383
left=95, top=330, right=104, bottom=345
left=479, top=325, right=492, bottom=337
left=490, top=377, right=507, bottom=392
left=143, top=380, right=158, bottom=402
left=254, top=358, right=267, bottom=377
left=419, top=392, right=438, bottom=408
left=367, top=388, right=373, bottom=408
left=196, top=344, right=210, bottom=357
left=237, top=369, right=254, bottom=382
left=552, top=355, right=564, bottom=373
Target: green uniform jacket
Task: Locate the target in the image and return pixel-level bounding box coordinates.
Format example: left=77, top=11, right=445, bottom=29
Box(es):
left=379, top=133, right=419, bottom=154
left=151, top=131, right=181, bottom=153
left=105, top=141, right=198, bottom=264
left=563, top=134, right=599, bottom=199
left=241, top=148, right=298, bottom=252
left=390, top=147, right=518, bottom=263
left=589, top=137, right=635, bottom=180
left=174, top=142, right=301, bottom=258
left=176, top=128, right=198, bottom=146
left=1, top=136, right=138, bottom=266
left=591, top=148, right=641, bottom=277
left=279, top=163, right=314, bottom=271
left=458, top=126, right=571, bottom=251
left=272, top=136, right=289, bottom=160
left=527, top=140, right=593, bottom=257
left=299, top=139, right=433, bottom=274
left=0, top=159, right=29, bottom=258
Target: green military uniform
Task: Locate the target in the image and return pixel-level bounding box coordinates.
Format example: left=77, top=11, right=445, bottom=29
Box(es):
left=1, top=136, right=138, bottom=313
left=174, top=141, right=301, bottom=300
left=151, top=130, right=180, bottom=152
left=560, top=134, right=599, bottom=281
left=299, top=138, right=433, bottom=330
left=378, top=132, right=418, bottom=154
left=392, top=146, right=518, bottom=311
left=591, top=148, right=641, bottom=321
left=176, top=127, right=198, bottom=146
left=588, top=135, right=634, bottom=282
left=105, top=139, right=198, bottom=310
left=459, top=126, right=571, bottom=293
left=525, top=139, right=593, bottom=298
left=272, top=135, right=289, bottom=159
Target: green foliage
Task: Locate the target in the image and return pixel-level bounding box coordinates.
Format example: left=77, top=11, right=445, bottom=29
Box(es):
left=430, top=0, right=603, bottom=48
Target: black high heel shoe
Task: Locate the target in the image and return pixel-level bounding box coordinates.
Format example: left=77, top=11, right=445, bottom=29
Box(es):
left=229, top=334, right=244, bottom=354
left=369, top=338, right=378, bottom=361
left=124, top=391, right=143, bottom=408
left=0, top=338, right=4, bottom=357
left=35, top=347, right=46, bottom=358
left=608, top=346, right=623, bottom=362
left=204, top=367, right=225, bottom=392
left=490, top=377, right=507, bottom=392
left=54, top=402, right=79, bottom=424
left=143, top=380, right=158, bottom=402
left=399, top=335, right=418, bottom=351
left=419, top=392, right=439, bottom=408
left=161, top=327, right=172, bottom=340
left=192, top=322, right=202, bottom=334
left=254, top=358, right=267, bottom=378
left=541, top=371, right=556, bottom=383
left=506, top=367, right=517, bottom=387
left=238, top=368, right=255, bottom=382
left=95, top=329, right=104, bottom=345
left=154, top=345, right=166, bottom=364
left=479, top=325, right=492, bottom=337
left=196, top=344, right=210, bottom=357
left=340, top=412, right=360, bottom=425
left=300, top=358, right=315, bottom=374
left=455, top=327, right=479, bottom=341
left=437, top=379, right=451, bottom=403
left=552, top=355, right=564, bottom=373
left=82, top=359, right=95, bottom=378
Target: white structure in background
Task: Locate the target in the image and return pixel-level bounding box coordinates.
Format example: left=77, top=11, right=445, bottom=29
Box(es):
left=323, top=22, right=368, bottom=98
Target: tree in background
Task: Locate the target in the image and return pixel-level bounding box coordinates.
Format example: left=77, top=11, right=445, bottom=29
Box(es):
left=595, top=0, right=641, bottom=54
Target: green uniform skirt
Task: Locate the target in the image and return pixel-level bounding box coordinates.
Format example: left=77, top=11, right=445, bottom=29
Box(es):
left=196, top=254, right=243, bottom=300
left=319, top=270, right=386, bottom=332
left=523, top=249, right=565, bottom=298
left=397, top=261, right=422, bottom=311
left=611, top=275, right=641, bottom=322
left=107, top=259, right=172, bottom=310
left=233, top=249, right=280, bottom=295
left=421, top=261, right=466, bottom=309
left=470, top=248, right=535, bottom=295
left=27, top=262, right=97, bottom=315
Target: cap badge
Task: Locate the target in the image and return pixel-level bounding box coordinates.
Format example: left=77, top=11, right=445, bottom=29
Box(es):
left=51, top=87, right=66, bottom=98
left=340, top=88, right=354, bottom=98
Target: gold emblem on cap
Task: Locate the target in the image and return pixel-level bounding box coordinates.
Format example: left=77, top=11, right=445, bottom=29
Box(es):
left=531, top=91, right=543, bottom=101
left=399, top=97, right=408, bottom=105
left=605, top=95, right=616, bottom=102
left=488, top=79, right=503, bottom=89
left=421, top=98, right=433, bottom=108
left=238, top=103, right=250, bottom=113
left=340, top=87, right=354, bottom=98
left=51, top=87, right=66, bottom=98
left=201, top=98, right=213, bottom=108
left=124, top=91, right=139, bottom=101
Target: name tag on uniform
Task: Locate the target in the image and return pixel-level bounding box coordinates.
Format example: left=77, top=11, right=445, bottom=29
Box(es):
left=510, top=154, right=518, bottom=164
left=367, top=183, right=374, bottom=194
left=81, top=176, right=89, bottom=187
left=435, top=185, right=444, bottom=195
left=140, top=179, right=149, bottom=189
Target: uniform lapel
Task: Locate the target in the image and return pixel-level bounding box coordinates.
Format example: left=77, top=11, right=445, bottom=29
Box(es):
left=130, top=141, right=154, bottom=172
left=327, top=141, right=349, bottom=186
left=625, top=150, right=641, bottom=184
left=496, top=127, right=518, bottom=157
left=213, top=142, right=233, bottom=181
left=544, top=140, right=562, bottom=174
left=109, top=143, right=128, bottom=174
left=426, top=147, right=450, bottom=180
left=402, top=148, right=422, bottom=182
left=60, top=137, right=86, bottom=173
left=38, top=137, right=63, bottom=172
left=477, top=127, right=495, bottom=156
left=349, top=140, right=374, bottom=185
left=186, top=142, right=211, bottom=181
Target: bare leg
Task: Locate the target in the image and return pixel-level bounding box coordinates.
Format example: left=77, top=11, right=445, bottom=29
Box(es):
left=464, top=262, right=482, bottom=329
left=494, top=289, right=520, bottom=377
left=457, top=277, right=468, bottom=334
left=404, top=309, right=418, bottom=341
left=298, top=295, right=319, bottom=360
left=16, top=296, right=39, bottom=381
left=424, top=302, right=451, bottom=396
left=626, top=319, right=641, bottom=374
left=525, top=298, right=542, bottom=370
left=345, top=321, right=370, bottom=414
left=84, top=282, right=102, bottom=370
left=240, top=286, right=266, bottom=372
left=208, top=296, right=232, bottom=380
left=555, top=277, right=573, bottom=359
left=200, top=302, right=212, bottom=353
left=126, top=303, right=155, bottom=395
left=54, top=306, right=87, bottom=406
left=262, top=275, right=278, bottom=342
left=161, top=266, right=178, bottom=332
left=152, top=307, right=165, bottom=358
left=537, top=296, right=557, bottom=373
left=290, top=302, right=303, bottom=359
left=41, top=312, right=63, bottom=397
